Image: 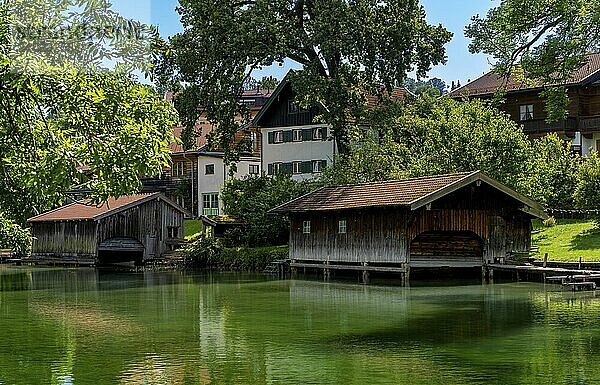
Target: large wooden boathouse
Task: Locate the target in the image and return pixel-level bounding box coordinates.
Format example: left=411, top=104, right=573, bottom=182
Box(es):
left=28, top=193, right=186, bottom=264
left=271, top=171, right=546, bottom=283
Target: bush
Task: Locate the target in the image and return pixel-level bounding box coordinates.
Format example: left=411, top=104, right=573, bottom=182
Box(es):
left=181, top=234, right=288, bottom=270
left=0, top=214, right=31, bottom=257
left=575, top=151, right=600, bottom=209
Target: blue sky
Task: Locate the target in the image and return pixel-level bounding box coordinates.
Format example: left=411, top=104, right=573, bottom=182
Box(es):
left=111, top=0, right=499, bottom=85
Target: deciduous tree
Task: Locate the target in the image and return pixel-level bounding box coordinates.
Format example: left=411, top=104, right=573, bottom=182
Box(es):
left=160, top=0, right=451, bottom=158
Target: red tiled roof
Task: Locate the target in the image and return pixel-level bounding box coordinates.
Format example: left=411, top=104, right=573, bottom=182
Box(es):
left=28, top=193, right=160, bottom=222
left=449, top=53, right=600, bottom=97
left=271, top=172, right=476, bottom=213
left=366, top=87, right=412, bottom=108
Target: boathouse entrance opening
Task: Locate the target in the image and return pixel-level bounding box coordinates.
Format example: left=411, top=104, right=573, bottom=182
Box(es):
left=97, top=237, right=144, bottom=265
left=410, top=231, right=484, bottom=268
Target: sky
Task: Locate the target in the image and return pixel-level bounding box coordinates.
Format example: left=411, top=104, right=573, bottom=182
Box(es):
left=111, top=0, right=500, bottom=86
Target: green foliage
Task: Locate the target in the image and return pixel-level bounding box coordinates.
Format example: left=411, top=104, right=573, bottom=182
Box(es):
left=181, top=235, right=288, bottom=270
left=321, top=96, right=582, bottom=210
left=160, top=0, right=451, bottom=157
left=574, top=152, right=600, bottom=209
left=403, top=97, right=531, bottom=189
left=0, top=1, right=178, bottom=224
left=520, top=134, right=580, bottom=208
left=404, top=77, right=447, bottom=96
left=213, top=246, right=289, bottom=271
left=465, top=0, right=600, bottom=120
left=221, top=174, right=316, bottom=246
left=0, top=214, right=30, bottom=256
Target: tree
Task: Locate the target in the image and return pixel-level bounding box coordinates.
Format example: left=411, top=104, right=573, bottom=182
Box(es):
left=160, top=0, right=452, bottom=158
left=404, top=77, right=447, bottom=96
left=221, top=174, right=315, bottom=246
left=465, top=0, right=600, bottom=121
left=519, top=134, right=580, bottom=209
left=0, top=1, right=178, bottom=227
left=574, top=152, right=600, bottom=209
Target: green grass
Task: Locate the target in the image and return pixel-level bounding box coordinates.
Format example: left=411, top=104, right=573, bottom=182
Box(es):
left=184, top=219, right=204, bottom=238
left=532, top=219, right=600, bottom=261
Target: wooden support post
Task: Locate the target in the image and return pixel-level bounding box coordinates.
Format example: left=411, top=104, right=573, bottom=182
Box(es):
left=290, top=259, right=297, bottom=279
left=482, top=266, right=487, bottom=284
left=362, top=262, right=369, bottom=285
left=579, top=256, right=582, bottom=270
left=543, top=253, right=548, bottom=268
left=402, top=265, right=410, bottom=287
left=489, top=268, right=494, bottom=283
left=323, top=261, right=330, bottom=281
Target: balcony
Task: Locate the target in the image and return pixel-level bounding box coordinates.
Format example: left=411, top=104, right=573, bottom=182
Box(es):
left=579, top=115, right=600, bottom=135
left=521, top=117, right=577, bottom=135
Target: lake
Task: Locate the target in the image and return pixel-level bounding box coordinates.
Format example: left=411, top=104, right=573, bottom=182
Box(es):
left=0, top=266, right=598, bottom=385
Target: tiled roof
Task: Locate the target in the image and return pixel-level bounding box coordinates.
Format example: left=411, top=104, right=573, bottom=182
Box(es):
left=271, top=172, right=476, bottom=213
left=449, top=53, right=600, bottom=97
left=28, top=193, right=161, bottom=222
left=366, top=87, right=412, bottom=108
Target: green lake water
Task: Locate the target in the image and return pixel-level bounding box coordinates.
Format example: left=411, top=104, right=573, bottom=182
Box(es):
left=0, top=267, right=599, bottom=385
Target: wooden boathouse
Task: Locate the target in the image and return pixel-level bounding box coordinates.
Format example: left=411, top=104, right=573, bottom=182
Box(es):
left=270, top=171, right=547, bottom=283
left=28, top=193, right=186, bottom=264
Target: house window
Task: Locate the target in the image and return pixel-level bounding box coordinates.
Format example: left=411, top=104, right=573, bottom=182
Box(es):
left=274, top=130, right=284, bottom=144
left=202, top=193, right=219, bottom=216
left=288, top=100, right=300, bottom=114
left=205, top=164, right=215, bottom=175
left=251, top=131, right=259, bottom=151
left=293, top=129, right=302, bottom=142
left=167, top=226, right=179, bottom=239
left=303, top=220, right=311, bottom=234
left=172, top=161, right=185, bottom=177
left=338, top=220, right=347, bottom=234
left=249, top=164, right=259, bottom=175
left=312, top=127, right=323, bottom=140
left=273, top=162, right=282, bottom=174
left=312, top=160, right=324, bottom=173
left=292, top=161, right=301, bottom=174
left=519, top=104, right=534, bottom=121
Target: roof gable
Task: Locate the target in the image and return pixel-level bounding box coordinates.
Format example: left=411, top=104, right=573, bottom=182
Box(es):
left=270, top=171, right=546, bottom=219
left=28, top=193, right=186, bottom=222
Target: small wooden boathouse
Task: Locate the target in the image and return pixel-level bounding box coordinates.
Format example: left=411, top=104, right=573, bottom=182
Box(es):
left=28, top=193, right=186, bottom=264
left=270, top=171, right=547, bottom=283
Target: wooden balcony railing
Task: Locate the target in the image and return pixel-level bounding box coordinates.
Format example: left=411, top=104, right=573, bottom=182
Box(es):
left=521, top=117, right=578, bottom=134
left=579, top=116, right=600, bottom=134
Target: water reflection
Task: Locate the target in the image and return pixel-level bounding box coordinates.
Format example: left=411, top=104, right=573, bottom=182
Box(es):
left=0, top=268, right=598, bottom=384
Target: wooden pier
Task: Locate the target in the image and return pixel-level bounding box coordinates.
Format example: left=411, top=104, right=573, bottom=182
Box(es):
left=487, top=263, right=600, bottom=290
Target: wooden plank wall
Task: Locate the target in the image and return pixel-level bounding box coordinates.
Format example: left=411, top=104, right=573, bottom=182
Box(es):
left=97, top=198, right=183, bottom=259
left=31, top=220, right=97, bottom=258
left=289, top=209, right=410, bottom=263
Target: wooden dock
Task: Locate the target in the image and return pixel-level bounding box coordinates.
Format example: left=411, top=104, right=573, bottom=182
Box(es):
left=487, top=263, right=600, bottom=290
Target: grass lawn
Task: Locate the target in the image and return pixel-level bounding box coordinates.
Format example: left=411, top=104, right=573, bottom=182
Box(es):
left=532, top=219, right=600, bottom=261
left=184, top=219, right=204, bottom=238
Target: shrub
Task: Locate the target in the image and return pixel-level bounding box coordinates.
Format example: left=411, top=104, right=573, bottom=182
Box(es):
left=575, top=152, right=600, bottom=209
left=0, top=214, right=31, bottom=257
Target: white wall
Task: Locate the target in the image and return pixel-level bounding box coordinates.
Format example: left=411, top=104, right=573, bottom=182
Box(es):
left=581, top=132, right=600, bottom=156
left=261, top=125, right=335, bottom=181
left=197, top=155, right=260, bottom=216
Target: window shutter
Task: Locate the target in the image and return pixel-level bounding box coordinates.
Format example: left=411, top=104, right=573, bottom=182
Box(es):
left=283, top=130, right=293, bottom=142
left=302, top=128, right=312, bottom=141
left=268, top=132, right=274, bottom=144
left=268, top=163, right=273, bottom=175
left=321, top=160, right=328, bottom=170
left=301, top=161, right=312, bottom=173
left=320, top=127, right=328, bottom=140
